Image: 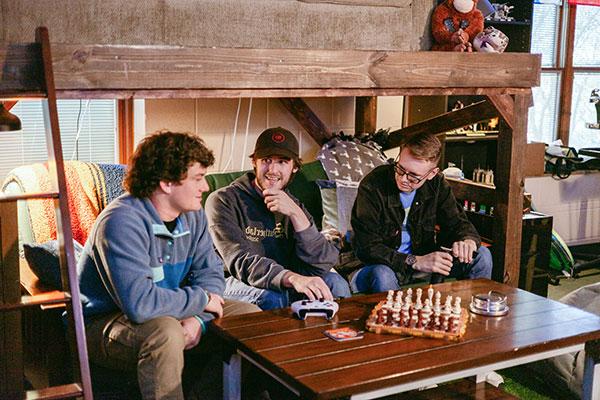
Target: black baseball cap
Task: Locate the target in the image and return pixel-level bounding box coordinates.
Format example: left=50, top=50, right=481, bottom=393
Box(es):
left=251, top=127, right=299, bottom=159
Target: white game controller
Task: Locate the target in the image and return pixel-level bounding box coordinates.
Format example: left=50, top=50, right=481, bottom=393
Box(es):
left=291, top=299, right=339, bottom=320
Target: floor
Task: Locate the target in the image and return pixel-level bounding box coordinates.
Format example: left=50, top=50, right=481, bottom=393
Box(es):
left=547, top=267, right=600, bottom=300
left=547, top=243, right=600, bottom=300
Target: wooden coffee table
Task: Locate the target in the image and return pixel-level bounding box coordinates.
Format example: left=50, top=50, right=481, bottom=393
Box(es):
left=211, top=279, right=600, bottom=399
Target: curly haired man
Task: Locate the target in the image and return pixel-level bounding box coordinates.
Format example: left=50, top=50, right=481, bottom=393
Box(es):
left=78, top=131, right=259, bottom=400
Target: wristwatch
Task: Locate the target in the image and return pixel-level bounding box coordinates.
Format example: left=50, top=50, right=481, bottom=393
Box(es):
left=405, top=254, right=417, bottom=269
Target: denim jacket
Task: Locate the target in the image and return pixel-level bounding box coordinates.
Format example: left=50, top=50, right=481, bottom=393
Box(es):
left=351, top=164, right=480, bottom=284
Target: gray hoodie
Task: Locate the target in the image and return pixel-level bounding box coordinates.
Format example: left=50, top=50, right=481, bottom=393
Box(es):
left=205, top=172, right=338, bottom=291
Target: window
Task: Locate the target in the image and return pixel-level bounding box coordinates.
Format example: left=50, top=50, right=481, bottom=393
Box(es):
left=0, top=99, right=118, bottom=180
left=528, top=2, right=600, bottom=149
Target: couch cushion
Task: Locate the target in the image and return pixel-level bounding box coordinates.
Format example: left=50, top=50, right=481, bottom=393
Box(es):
left=23, top=240, right=84, bottom=290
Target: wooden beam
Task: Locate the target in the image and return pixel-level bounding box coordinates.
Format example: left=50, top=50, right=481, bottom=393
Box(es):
left=54, top=87, right=534, bottom=100
left=492, top=94, right=527, bottom=286
left=279, top=98, right=332, bottom=145
left=355, top=96, right=377, bottom=134
left=1, top=44, right=541, bottom=98
left=0, top=201, right=23, bottom=399
left=384, top=100, right=500, bottom=150
left=486, top=94, right=514, bottom=130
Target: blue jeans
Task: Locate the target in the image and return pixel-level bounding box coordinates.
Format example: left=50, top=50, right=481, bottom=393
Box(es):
left=224, top=271, right=351, bottom=310
left=350, top=246, right=493, bottom=294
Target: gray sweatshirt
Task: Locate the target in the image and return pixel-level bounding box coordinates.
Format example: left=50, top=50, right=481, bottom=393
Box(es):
left=205, top=172, right=338, bottom=291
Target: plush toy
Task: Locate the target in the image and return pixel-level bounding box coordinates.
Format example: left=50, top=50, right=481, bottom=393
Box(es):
left=473, top=26, right=509, bottom=53
left=431, top=0, right=484, bottom=52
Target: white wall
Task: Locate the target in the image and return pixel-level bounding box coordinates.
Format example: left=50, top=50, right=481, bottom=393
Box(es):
left=525, top=173, right=600, bottom=245
left=144, top=96, right=405, bottom=172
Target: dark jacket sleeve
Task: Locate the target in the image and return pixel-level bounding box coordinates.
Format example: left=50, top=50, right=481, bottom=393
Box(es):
left=351, top=178, right=414, bottom=283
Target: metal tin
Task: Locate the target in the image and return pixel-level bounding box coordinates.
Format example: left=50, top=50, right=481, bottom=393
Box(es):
left=469, top=290, right=509, bottom=316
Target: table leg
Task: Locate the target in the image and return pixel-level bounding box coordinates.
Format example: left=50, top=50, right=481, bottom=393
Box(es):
left=583, top=340, right=600, bottom=400
left=223, top=352, right=241, bottom=400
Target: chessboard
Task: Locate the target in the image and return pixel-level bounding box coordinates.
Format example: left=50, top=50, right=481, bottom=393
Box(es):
left=366, top=286, right=468, bottom=341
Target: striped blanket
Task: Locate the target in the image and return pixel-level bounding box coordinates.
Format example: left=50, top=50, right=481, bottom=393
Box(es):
left=2, top=161, right=126, bottom=244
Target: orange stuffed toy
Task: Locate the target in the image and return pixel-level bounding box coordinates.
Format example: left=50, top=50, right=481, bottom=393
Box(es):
left=431, top=0, right=484, bottom=52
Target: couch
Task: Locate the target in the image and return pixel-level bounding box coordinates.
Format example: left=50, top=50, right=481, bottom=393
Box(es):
left=1, top=159, right=331, bottom=395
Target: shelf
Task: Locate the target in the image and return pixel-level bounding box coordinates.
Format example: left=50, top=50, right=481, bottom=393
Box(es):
left=25, top=383, right=83, bottom=400
left=0, top=191, right=59, bottom=203
left=484, top=20, right=531, bottom=26
left=0, top=291, right=71, bottom=311
left=445, top=134, right=498, bottom=142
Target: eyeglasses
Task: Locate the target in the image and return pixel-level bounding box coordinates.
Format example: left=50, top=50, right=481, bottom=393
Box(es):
left=394, top=163, right=435, bottom=185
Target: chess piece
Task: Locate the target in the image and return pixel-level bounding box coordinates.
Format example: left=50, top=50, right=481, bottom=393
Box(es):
left=415, top=293, right=423, bottom=311
left=453, top=297, right=462, bottom=316
left=433, top=291, right=442, bottom=314
left=395, top=290, right=403, bottom=305
left=386, top=290, right=394, bottom=302
left=410, top=308, right=419, bottom=328
left=427, top=286, right=434, bottom=304
left=445, top=295, right=453, bottom=311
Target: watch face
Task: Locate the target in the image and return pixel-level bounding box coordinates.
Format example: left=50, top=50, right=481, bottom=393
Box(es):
left=406, top=254, right=417, bottom=266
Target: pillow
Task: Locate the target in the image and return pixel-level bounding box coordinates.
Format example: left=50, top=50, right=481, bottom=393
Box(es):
left=316, top=179, right=359, bottom=235
left=23, top=240, right=84, bottom=290
left=316, top=179, right=339, bottom=231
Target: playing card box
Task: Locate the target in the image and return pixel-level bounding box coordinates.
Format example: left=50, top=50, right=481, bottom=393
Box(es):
left=324, top=327, right=364, bottom=341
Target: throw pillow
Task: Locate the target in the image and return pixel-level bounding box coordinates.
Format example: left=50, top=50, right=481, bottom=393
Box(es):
left=316, top=179, right=339, bottom=231
left=316, top=179, right=359, bottom=236
left=23, top=240, right=84, bottom=290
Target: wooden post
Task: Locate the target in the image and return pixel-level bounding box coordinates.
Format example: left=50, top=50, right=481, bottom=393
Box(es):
left=493, top=94, right=526, bottom=285
left=355, top=96, right=377, bottom=134
left=118, top=98, right=135, bottom=164
left=0, top=201, right=22, bottom=399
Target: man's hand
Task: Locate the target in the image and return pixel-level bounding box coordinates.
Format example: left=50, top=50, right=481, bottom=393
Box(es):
left=204, top=292, right=224, bottom=318
left=180, top=317, right=202, bottom=350
left=262, top=188, right=310, bottom=231
left=283, top=272, right=333, bottom=301
left=414, top=252, right=453, bottom=276
left=452, top=239, right=477, bottom=264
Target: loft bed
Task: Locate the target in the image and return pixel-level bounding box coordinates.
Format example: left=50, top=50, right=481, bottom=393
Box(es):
left=1, top=41, right=541, bottom=286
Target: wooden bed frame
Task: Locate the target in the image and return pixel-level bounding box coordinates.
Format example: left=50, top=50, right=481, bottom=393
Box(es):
left=1, top=41, right=541, bottom=286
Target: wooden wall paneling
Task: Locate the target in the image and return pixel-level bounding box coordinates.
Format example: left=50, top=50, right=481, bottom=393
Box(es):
left=0, top=201, right=23, bottom=399
left=278, top=98, right=332, bottom=145
left=355, top=96, right=377, bottom=134
left=493, top=94, right=527, bottom=286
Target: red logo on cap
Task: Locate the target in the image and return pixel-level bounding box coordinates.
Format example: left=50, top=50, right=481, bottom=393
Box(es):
left=272, top=132, right=285, bottom=143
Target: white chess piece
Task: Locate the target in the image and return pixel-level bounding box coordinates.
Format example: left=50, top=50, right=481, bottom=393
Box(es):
left=427, top=286, right=434, bottom=303
left=433, top=291, right=441, bottom=314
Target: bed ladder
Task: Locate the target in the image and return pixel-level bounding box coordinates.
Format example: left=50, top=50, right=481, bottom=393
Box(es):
left=0, top=27, right=93, bottom=399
